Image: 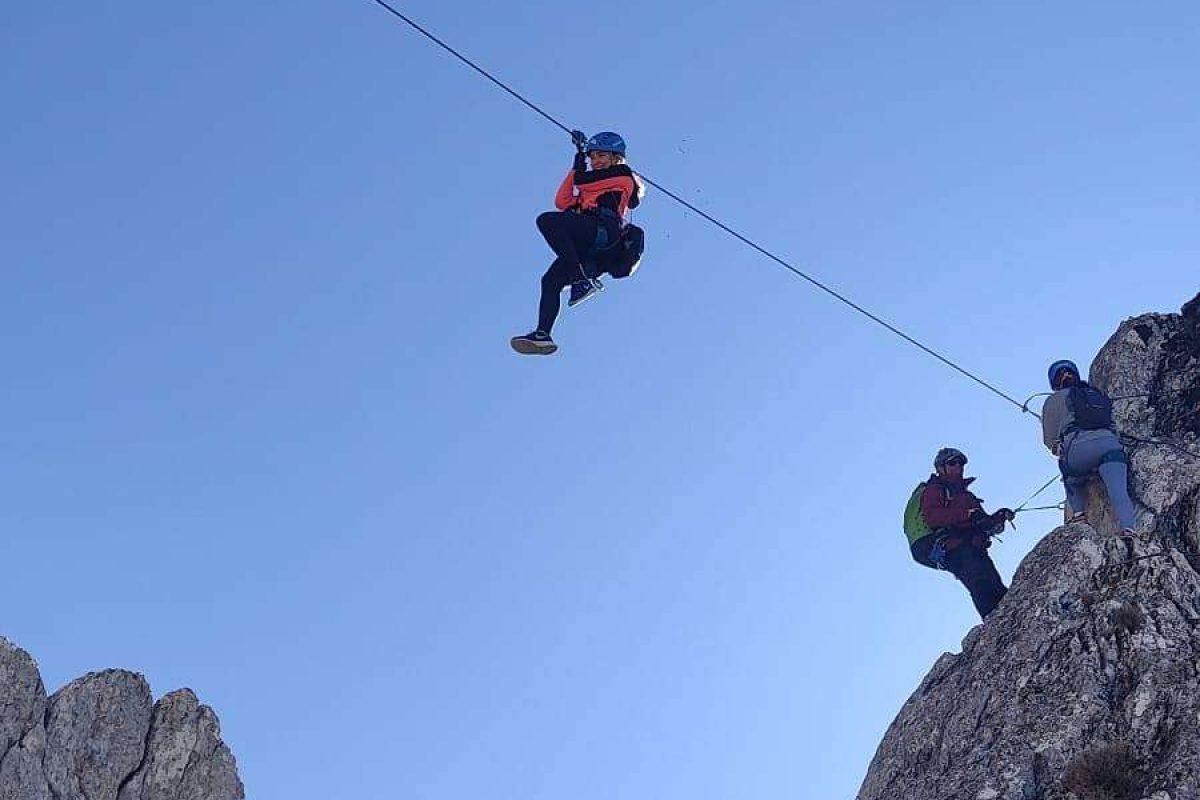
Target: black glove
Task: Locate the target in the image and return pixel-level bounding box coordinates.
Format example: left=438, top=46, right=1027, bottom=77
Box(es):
left=573, top=151, right=588, bottom=171
left=570, top=130, right=588, bottom=152
left=996, top=507, right=1016, bottom=523
left=982, top=511, right=1009, bottom=537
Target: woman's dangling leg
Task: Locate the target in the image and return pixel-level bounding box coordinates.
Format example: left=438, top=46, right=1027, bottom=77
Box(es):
left=535, top=212, right=597, bottom=333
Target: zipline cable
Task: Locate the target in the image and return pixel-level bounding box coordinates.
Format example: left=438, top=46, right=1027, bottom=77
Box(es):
left=367, top=0, right=572, bottom=136
left=625, top=176, right=1036, bottom=416
left=368, top=0, right=1036, bottom=417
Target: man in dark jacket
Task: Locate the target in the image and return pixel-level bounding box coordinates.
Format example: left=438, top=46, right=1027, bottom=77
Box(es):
left=912, top=447, right=1015, bottom=619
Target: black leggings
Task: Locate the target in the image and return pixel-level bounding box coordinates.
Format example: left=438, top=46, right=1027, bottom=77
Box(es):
left=535, top=211, right=617, bottom=333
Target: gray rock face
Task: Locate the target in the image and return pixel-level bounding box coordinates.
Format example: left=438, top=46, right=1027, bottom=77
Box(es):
left=0, top=644, right=243, bottom=800
left=0, top=640, right=45, bottom=768
left=859, top=293, right=1200, bottom=800
left=45, top=671, right=153, bottom=800
left=0, top=639, right=49, bottom=800
left=117, top=691, right=244, bottom=800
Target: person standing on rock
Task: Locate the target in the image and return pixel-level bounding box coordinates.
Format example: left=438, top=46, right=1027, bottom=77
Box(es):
left=905, top=448, right=1015, bottom=619
left=1042, top=360, right=1139, bottom=539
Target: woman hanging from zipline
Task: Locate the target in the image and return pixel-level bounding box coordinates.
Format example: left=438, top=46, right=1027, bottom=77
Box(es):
left=511, top=130, right=645, bottom=356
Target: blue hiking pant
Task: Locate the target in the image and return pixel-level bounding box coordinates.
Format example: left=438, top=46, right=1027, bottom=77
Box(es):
left=1060, top=429, right=1136, bottom=530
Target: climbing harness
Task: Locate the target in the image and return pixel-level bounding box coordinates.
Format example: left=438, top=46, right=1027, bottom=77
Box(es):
left=574, top=208, right=644, bottom=291
left=368, top=0, right=1037, bottom=416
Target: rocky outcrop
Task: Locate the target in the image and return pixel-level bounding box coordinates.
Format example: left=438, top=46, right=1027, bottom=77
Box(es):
left=45, top=671, right=153, bottom=800
left=117, top=691, right=243, bottom=800
left=0, top=641, right=242, bottom=800
left=0, top=640, right=49, bottom=800
left=859, top=293, right=1200, bottom=800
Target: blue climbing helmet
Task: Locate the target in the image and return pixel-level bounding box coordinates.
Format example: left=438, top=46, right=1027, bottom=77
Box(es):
left=585, top=131, right=626, bottom=156
left=1048, top=359, right=1080, bottom=389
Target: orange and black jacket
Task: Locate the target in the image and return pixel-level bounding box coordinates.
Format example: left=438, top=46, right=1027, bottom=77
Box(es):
left=555, top=153, right=645, bottom=220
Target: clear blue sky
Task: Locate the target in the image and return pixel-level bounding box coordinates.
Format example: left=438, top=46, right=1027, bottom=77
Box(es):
left=3, top=2, right=1198, bottom=798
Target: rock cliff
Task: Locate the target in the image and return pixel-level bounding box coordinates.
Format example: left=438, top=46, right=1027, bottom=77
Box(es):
left=859, top=293, right=1200, bottom=800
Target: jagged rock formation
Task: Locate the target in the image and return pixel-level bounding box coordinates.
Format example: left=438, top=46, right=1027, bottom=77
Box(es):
left=0, top=639, right=242, bottom=800
left=859, top=294, right=1200, bottom=800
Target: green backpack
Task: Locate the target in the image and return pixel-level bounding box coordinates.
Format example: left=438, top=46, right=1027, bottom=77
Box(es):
left=903, top=482, right=933, bottom=545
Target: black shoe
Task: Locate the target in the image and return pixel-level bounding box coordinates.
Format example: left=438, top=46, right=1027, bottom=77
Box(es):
left=567, top=277, right=603, bottom=308
left=510, top=330, right=558, bottom=355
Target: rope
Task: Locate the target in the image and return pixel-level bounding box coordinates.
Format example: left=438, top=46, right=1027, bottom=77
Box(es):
left=368, top=1, right=1034, bottom=416
left=1111, top=390, right=1200, bottom=401
left=1094, top=549, right=1176, bottom=584
left=1012, top=474, right=1061, bottom=513
left=1105, top=391, right=1200, bottom=460
left=1021, top=392, right=1052, bottom=414
left=1031, top=390, right=1187, bottom=406
left=1015, top=503, right=1065, bottom=513
left=1122, top=433, right=1200, bottom=461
